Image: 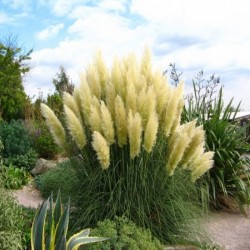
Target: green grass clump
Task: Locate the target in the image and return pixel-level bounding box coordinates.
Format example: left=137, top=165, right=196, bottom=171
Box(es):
left=70, top=161, right=205, bottom=244
left=35, top=160, right=80, bottom=202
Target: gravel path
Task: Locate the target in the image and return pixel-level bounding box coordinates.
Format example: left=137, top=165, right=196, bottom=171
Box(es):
left=205, top=208, right=250, bottom=250
left=12, top=181, right=44, bottom=209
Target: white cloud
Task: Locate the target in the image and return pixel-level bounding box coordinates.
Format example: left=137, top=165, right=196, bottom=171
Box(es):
left=22, top=0, right=250, bottom=110
left=36, top=23, right=64, bottom=40
left=24, top=65, right=56, bottom=100
left=38, top=0, right=84, bottom=16
left=131, top=0, right=250, bottom=50
left=68, top=4, right=156, bottom=52
left=223, top=75, right=250, bottom=111
left=97, top=0, right=127, bottom=12
left=69, top=7, right=129, bottom=40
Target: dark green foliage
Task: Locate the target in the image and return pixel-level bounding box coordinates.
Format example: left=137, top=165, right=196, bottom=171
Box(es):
left=53, top=66, right=74, bottom=96
left=35, top=160, right=80, bottom=202
left=19, top=207, right=36, bottom=249
left=182, top=70, right=250, bottom=211
left=5, top=149, right=38, bottom=171
left=84, top=216, right=163, bottom=250
left=25, top=117, right=60, bottom=159
left=0, top=119, right=33, bottom=158
left=202, top=106, right=250, bottom=210
left=44, top=66, right=74, bottom=119
left=30, top=120, right=60, bottom=159
left=46, top=93, right=64, bottom=118
left=0, top=164, right=29, bottom=189
left=0, top=37, right=32, bottom=121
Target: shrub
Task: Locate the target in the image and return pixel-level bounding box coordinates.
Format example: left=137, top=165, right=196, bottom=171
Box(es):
left=41, top=50, right=213, bottom=243
left=183, top=70, right=250, bottom=211
left=0, top=119, right=33, bottom=158
left=30, top=120, right=61, bottom=159
left=19, top=207, right=36, bottom=250
left=0, top=138, right=21, bottom=249
left=5, top=149, right=38, bottom=171
left=0, top=196, right=36, bottom=250
left=0, top=184, right=23, bottom=249
left=0, top=164, right=30, bottom=189
left=35, top=160, right=80, bottom=202
left=85, top=216, right=163, bottom=250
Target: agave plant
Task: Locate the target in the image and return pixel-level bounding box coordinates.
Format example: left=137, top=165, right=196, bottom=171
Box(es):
left=31, top=191, right=108, bottom=250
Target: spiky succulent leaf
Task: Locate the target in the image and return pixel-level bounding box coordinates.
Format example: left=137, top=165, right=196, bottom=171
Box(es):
left=45, top=193, right=54, bottom=250
left=31, top=199, right=49, bottom=250
left=54, top=199, right=70, bottom=250
left=66, top=228, right=108, bottom=250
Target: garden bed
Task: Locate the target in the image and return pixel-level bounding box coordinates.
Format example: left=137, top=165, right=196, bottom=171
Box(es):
left=12, top=181, right=250, bottom=250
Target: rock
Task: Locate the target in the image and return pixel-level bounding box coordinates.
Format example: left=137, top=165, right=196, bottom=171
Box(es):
left=31, top=158, right=57, bottom=176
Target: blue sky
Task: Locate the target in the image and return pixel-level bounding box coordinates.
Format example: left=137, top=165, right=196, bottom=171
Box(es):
left=1, top=0, right=250, bottom=110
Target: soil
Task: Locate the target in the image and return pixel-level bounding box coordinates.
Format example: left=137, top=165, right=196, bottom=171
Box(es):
left=11, top=182, right=250, bottom=250
left=205, top=208, right=250, bottom=250
left=11, top=180, right=44, bottom=209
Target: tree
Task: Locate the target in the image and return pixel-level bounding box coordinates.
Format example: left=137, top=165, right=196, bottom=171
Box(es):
left=0, top=37, right=32, bottom=121
left=42, top=66, right=75, bottom=118
left=52, top=66, right=74, bottom=96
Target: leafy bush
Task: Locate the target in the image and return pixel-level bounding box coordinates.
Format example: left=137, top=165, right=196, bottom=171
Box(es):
left=19, top=207, right=36, bottom=250
left=0, top=193, right=36, bottom=250
left=0, top=141, right=23, bottom=249
left=0, top=137, right=34, bottom=249
left=41, top=50, right=213, bottom=243
left=4, top=149, right=38, bottom=171
left=35, top=160, right=80, bottom=202
left=84, top=216, right=163, bottom=250
left=0, top=164, right=29, bottom=189
left=0, top=119, right=33, bottom=158
left=0, top=231, right=22, bottom=250
left=30, top=120, right=60, bottom=159
left=0, top=184, right=23, bottom=249
left=183, top=70, right=250, bottom=211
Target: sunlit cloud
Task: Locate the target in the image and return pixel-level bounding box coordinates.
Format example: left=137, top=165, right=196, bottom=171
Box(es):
left=1, top=0, right=249, bottom=110
left=38, top=0, right=84, bottom=16
left=36, top=23, right=64, bottom=40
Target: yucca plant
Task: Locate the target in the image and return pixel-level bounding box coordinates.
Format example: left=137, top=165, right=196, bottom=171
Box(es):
left=183, top=71, right=250, bottom=211
left=41, top=50, right=214, bottom=243
left=31, top=191, right=108, bottom=250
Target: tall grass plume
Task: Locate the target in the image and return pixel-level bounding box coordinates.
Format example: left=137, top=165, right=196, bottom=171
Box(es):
left=41, top=50, right=214, bottom=244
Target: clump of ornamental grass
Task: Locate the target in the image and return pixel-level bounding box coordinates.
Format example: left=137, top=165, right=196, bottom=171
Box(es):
left=41, top=50, right=214, bottom=244
left=182, top=70, right=250, bottom=212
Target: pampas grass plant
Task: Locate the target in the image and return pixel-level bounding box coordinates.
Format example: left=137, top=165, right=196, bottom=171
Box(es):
left=41, top=49, right=214, bottom=244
